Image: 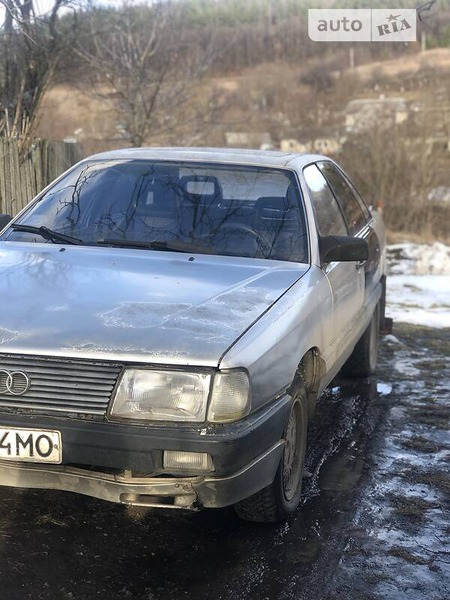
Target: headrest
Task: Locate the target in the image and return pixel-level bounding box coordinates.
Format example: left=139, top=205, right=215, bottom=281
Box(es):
left=179, top=175, right=222, bottom=203
left=133, top=176, right=178, bottom=216
left=255, top=196, right=298, bottom=221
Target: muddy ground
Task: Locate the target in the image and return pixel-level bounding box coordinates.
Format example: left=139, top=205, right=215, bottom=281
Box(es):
left=0, top=323, right=448, bottom=600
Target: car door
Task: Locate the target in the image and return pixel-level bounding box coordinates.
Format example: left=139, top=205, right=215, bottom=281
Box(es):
left=317, top=161, right=381, bottom=302
left=303, top=164, right=365, bottom=361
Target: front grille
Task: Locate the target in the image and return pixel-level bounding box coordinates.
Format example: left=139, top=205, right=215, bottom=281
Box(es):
left=0, top=354, right=122, bottom=417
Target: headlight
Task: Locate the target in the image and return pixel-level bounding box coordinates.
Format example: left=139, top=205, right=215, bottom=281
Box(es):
left=208, top=371, right=251, bottom=423
left=110, top=369, right=211, bottom=422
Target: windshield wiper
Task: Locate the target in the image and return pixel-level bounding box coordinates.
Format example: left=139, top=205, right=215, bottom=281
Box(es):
left=11, top=224, right=84, bottom=245
left=97, top=239, right=216, bottom=254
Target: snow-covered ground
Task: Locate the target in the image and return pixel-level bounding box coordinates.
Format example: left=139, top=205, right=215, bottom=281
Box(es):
left=387, top=242, right=450, bottom=328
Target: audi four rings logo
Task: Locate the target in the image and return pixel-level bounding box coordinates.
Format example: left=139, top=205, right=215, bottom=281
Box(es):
left=0, top=370, right=31, bottom=395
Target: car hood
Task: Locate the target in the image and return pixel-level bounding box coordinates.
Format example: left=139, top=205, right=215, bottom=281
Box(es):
left=0, top=243, right=309, bottom=366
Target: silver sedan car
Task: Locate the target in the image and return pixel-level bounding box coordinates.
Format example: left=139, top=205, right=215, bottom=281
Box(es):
left=0, top=148, right=386, bottom=522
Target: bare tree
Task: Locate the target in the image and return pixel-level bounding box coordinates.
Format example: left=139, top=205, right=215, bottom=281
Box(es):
left=74, top=3, right=221, bottom=147
left=339, top=113, right=441, bottom=238
left=0, top=0, right=77, bottom=149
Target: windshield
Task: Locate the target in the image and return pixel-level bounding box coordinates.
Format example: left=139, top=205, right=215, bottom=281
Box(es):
left=4, top=159, right=309, bottom=263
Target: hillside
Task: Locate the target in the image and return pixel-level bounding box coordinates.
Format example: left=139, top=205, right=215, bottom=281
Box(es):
left=36, top=46, right=450, bottom=241
left=38, top=47, right=450, bottom=151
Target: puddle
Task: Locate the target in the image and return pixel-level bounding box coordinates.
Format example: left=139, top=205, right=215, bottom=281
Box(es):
left=319, top=452, right=365, bottom=492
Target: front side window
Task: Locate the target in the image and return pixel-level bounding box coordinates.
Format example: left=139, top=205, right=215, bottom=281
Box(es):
left=3, top=160, right=309, bottom=263
left=303, top=164, right=348, bottom=237
left=318, top=162, right=368, bottom=235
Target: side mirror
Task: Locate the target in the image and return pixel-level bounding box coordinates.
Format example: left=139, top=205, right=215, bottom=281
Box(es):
left=0, top=214, right=12, bottom=230
left=319, top=235, right=368, bottom=264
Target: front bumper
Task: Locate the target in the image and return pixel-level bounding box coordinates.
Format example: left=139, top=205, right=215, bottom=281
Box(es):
left=0, top=441, right=284, bottom=509
left=0, top=394, right=290, bottom=509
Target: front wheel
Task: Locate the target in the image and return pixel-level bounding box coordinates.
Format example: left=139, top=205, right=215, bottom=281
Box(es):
left=342, top=303, right=380, bottom=377
left=234, top=390, right=308, bottom=523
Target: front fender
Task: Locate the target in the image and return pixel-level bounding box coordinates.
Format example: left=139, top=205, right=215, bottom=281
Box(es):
left=219, top=266, right=333, bottom=412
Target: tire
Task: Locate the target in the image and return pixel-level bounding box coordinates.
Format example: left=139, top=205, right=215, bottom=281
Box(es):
left=342, top=303, right=380, bottom=377
left=234, top=388, right=308, bottom=523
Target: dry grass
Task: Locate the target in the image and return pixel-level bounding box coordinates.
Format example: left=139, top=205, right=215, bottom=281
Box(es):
left=390, top=495, right=442, bottom=522
left=410, top=404, right=450, bottom=430
left=399, top=435, right=439, bottom=454
left=37, top=85, right=119, bottom=156
left=415, top=471, right=450, bottom=497
left=402, top=469, right=450, bottom=498
left=351, top=47, right=450, bottom=83
left=388, top=546, right=429, bottom=565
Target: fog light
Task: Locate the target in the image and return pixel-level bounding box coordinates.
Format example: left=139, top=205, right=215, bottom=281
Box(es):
left=163, top=451, right=214, bottom=473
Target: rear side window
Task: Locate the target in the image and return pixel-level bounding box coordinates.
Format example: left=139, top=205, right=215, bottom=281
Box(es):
left=318, top=162, right=368, bottom=235
left=303, top=164, right=347, bottom=237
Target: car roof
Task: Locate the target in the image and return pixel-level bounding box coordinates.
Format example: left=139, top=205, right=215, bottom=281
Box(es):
left=85, top=147, right=329, bottom=170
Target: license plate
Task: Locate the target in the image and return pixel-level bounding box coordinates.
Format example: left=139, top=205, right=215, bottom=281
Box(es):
left=0, top=427, right=62, bottom=464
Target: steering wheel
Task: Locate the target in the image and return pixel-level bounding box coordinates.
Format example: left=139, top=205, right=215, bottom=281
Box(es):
left=214, top=223, right=270, bottom=257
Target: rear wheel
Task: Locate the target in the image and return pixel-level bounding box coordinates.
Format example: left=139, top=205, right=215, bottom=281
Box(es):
left=234, top=388, right=308, bottom=523
left=342, top=303, right=380, bottom=377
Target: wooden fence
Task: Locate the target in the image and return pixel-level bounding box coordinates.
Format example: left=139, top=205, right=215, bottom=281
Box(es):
left=0, top=139, right=83, bottom=217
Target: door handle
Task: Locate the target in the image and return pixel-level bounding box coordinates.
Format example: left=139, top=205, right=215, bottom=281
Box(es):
left=356, top=260, right=366, bottom=270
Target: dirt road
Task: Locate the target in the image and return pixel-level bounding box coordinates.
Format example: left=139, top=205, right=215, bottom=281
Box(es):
left=0, top=323, right=448, bottom=600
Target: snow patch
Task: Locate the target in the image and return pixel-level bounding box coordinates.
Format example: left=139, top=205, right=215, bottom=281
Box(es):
left=387, top=275, right=450, bottom=328
left=377, top=382, right=393, bottom=395
left=386, top=243, right=450, bottom=327
left=381, top=334, right=403, bottom=345
left=387, top=242, right=450, bottom=275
